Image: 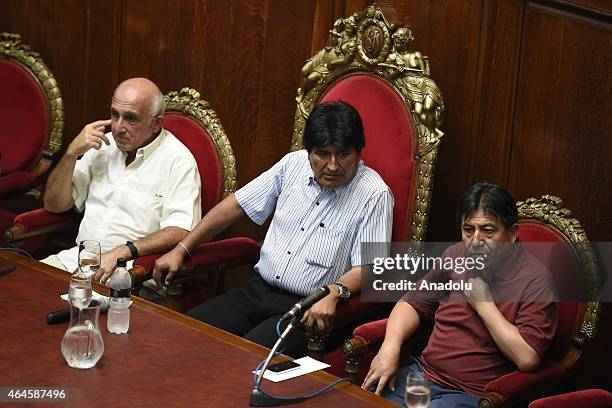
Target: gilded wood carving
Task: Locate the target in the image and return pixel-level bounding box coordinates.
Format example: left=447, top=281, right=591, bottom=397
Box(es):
left=517, top=195, right=600, bottom=358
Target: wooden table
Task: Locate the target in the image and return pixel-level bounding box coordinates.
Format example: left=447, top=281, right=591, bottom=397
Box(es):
left=0, top=252, right=397, bottom=407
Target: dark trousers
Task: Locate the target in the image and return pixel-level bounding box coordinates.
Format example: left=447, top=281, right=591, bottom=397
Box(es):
left=186, top=274, right=308, bottom=357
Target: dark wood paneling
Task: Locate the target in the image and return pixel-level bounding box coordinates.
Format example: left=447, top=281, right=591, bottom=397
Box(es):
left=390, top=0, right=485, bottom=241
left=121, top=0, right=197, bottom=92
left=470, top=0, right=524, bottom=186
left=508, top=3, right=612, bottom=242
left=552, top=0, right=612, bottom=16
left=84, top=0, right=123, bottom=126
left=255, top=0, right=317, bottom=171
left=191, top=0, right=268, bottom=188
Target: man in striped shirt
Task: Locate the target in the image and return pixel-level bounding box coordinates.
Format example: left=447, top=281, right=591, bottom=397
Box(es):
left=154, top=101, right=393, bottom=356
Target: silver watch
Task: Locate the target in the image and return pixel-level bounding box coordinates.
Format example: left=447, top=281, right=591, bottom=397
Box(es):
left=332, top=282, right=350, bottom=301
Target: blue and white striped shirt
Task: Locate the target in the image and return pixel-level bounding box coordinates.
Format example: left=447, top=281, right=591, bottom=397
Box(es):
left=235, top=150, right=393, bottom=296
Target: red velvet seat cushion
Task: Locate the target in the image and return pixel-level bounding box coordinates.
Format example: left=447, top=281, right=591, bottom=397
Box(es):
left=164, top=114, right=223, bottom=214
left=518, top=222, right=581, bottom=357
left=0, top=60, right=48, bottom=173
left=321, top=74, right=416, bottom=242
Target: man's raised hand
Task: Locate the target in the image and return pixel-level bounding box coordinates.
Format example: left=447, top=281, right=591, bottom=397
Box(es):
left=66, top=119, right=111, bottom=156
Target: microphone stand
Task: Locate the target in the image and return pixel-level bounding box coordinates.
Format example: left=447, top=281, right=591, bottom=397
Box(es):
left=249, top=317, right=307, bottom=406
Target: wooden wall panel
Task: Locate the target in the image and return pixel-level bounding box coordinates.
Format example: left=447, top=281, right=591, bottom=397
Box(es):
left=254, top=0, right=317, bottom=174
left=389, top=0, right=485, bottom=241
left=509, top=2, right=612, bottom=241
left=84, top=0, right=123, bottom=126
left=121, top=0, right=197, bottom=91
left=190, top=0, right=268, bottom=188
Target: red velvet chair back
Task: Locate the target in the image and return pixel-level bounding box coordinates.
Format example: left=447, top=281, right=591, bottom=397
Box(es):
left=162, top=88, right=236, bottom=215
left=516, top=195, right=600, bottom=367
left=321, top=75, right=416, bottom=242
left=517, top=222, right=581, bottom=357
left=0, top=60, right=48, bottom=173
left=0, top=33, right=63, bottom=192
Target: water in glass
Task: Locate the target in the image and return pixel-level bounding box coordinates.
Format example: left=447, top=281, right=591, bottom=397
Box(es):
left=68, top=273, right=92, bottom=309
left=78, top=240, right=101, bottom=278
left=405, top=373, right=431, bottom=408
left=61, top=301, right=104, bottom=369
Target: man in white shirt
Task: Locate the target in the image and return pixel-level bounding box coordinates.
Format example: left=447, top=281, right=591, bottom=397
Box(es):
left=42, top=78, right=201, bottom=284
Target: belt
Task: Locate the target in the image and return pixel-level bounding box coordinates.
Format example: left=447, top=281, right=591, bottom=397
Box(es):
left=254, top=273, right=295, bottom=296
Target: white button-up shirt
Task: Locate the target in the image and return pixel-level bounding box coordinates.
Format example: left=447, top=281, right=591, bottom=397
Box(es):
left=57, top=129, right=201, bottom=272
left=235, top=150, right=393, bottom=296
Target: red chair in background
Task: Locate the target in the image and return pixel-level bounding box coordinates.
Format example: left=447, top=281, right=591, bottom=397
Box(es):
left=0, top=33, right=64, bottom=242
left=528, top=388, right=612, bottom=408
left=343, top=195, right=602, bottom=407
left=4, top=88, right=260, bottom=307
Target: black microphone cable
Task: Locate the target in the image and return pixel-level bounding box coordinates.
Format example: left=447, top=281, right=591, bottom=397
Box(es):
left=250, top=314, right=351, bottom=406
left=0, top=247, right=34, bottom=258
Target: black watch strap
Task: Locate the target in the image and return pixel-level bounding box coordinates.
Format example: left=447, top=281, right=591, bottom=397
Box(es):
left=126, top=241, right=139, bottom=260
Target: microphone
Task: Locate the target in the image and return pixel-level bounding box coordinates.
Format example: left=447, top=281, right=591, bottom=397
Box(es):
left=281, top=286, right=330, bottom=321
left=46, top=301, right=110, bottom=324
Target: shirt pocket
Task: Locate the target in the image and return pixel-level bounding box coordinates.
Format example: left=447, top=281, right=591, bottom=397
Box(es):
left=305, top=227, right=343, bottom=269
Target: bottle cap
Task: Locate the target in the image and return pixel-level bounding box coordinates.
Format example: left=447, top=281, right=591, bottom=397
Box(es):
left=117, top=258, right=127, bottom=267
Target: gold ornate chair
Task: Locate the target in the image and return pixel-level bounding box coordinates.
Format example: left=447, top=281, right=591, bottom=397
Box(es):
left=0, top=33, right=64, bottom=239
left=291, top=4, right=444, bottom=374
left=5, top=88, right=259, bottom=306
left=344, top=195, right=601, bottom=407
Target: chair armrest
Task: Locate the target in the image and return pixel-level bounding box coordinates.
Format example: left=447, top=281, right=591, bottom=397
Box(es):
left=130, top=237, right=261, bottom=285
left=478, top=360, right=566, bottom=408
left=0, top=172, right=36, bottom=197
left=528, top=389, right=612, bottom=408
left=5, top=208, right=78, bottom=242
left=344, top=318, right=389, bottom=357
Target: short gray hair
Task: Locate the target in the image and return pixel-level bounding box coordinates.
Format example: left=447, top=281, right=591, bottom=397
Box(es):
left=149, top=91, right=165, bottom=117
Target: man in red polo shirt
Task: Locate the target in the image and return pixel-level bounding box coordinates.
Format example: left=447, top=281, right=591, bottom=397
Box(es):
left=362, top=182, right=558, bottom=407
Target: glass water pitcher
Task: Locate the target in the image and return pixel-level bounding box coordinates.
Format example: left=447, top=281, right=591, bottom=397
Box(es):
left=61, top=300, right=104, bottom=369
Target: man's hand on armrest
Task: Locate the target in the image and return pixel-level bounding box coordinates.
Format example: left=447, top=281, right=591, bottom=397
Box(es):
left=153, top=245, right=189, bottom=288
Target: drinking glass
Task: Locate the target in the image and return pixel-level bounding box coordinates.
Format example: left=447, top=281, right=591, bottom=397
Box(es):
left=78, top=240, right=101, bottom=278
left=68, top=272, right=92, bottom=309
left=404, top=372, right=431, bottom=408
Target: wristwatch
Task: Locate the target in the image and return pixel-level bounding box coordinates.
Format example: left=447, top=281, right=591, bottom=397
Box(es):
left=125, top=241, right=139, bottom=260
left=332, top=282, right=351, bottom=301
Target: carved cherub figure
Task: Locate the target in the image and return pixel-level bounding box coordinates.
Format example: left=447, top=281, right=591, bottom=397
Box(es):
left=382, top=27, right=443, bottom=133
left=298, top=15, right=357, bottom=97
left=382, top=27, right=427, bottom=76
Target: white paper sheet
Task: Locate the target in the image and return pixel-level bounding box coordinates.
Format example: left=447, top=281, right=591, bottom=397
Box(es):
left=254, top=356, right=330, bottom=382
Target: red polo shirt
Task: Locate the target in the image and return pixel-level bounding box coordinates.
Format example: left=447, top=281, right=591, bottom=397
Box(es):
left=403, top=242, right=558, bottom=396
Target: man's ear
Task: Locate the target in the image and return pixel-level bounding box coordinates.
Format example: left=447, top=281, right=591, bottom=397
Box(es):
left=509, top=223, right=519, bottom=242
left=153, top=115, right=163, bottom=133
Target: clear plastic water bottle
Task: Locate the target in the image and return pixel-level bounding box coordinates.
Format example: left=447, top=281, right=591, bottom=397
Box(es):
left=107, top=258, right=131, bottom=334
